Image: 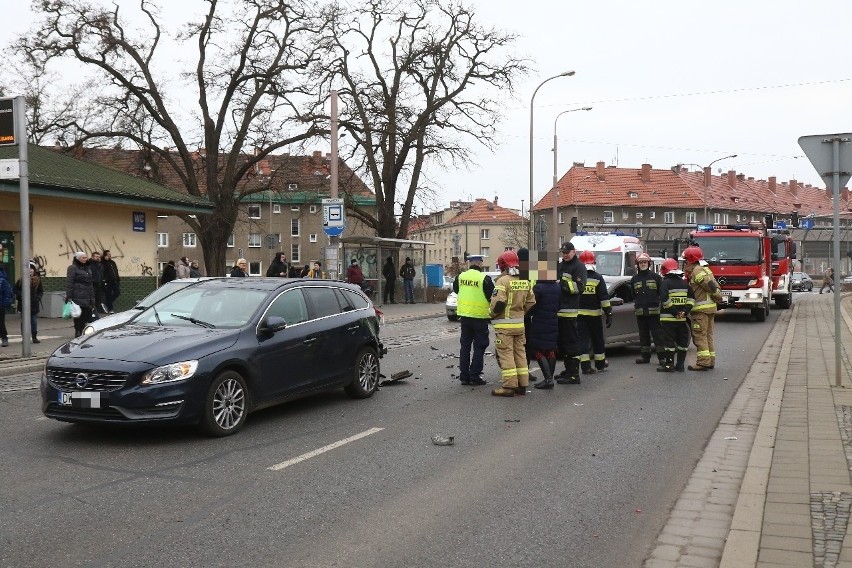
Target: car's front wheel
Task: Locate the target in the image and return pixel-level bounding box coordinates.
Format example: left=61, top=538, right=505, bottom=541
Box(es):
left=345, top=347, right=380, bottom=399
left=199, top=370, right=249, bottom=437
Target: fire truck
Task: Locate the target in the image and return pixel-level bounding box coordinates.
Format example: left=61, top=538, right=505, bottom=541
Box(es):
left=688, top=223, right=795, bottom=322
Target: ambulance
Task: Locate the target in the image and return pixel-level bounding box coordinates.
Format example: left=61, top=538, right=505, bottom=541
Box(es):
left=570, top=232, right=645, bottom=278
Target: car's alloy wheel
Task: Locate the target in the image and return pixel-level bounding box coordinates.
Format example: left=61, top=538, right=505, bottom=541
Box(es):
left=345, top=347, right=380, bottom=398
left=200, top=371, right=248, bottom=436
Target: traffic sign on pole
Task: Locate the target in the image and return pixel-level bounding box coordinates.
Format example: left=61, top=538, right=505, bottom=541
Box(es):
left=322, top=197, right=346, bottom=237
left=798, top=133, right=852, bottom=193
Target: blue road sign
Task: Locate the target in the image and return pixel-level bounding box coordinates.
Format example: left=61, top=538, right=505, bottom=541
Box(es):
left=775, top=220, right=786, bottom=229
left=802, top=218, right=814, bottom=230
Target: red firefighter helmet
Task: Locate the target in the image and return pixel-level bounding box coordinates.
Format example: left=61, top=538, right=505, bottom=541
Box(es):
left=496, top=250, right=520, bottom=271
left=635, top=252, right=651, bottom=264
left=660, top=258, right=679, bottom=275
left=683, top=246, right=704, bottom=264
left=578, top=250, right=596, bottom=265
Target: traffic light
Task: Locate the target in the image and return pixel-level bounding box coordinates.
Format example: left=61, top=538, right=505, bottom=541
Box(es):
left=791, top=211, right=799, bottom=228
left=570, top=216, right=578, bottom=233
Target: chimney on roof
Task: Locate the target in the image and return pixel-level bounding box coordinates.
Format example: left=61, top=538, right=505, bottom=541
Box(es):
left=727, top=170, right=736, bottom=187
left=736, top=173, right=745, bottom=181
left=704, top=167, right=711, bottom=187
left=640, top=163, right=651, bottom=183
left=494, top=195, right=498, bottom=206
left=789, top=179, right=797, bottom=196
left=769, top=176, right=777, bottom=194
left=312, top=150, right=322, bottom=158
left=596, top=161, right=606, bottom=181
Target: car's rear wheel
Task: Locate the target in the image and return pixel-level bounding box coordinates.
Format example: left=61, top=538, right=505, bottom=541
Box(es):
left=344, top=347, right=380, bottom=399
left=199, top=371, right=248, bottom=437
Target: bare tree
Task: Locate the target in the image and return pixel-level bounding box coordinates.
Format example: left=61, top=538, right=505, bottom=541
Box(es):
left=314, top=0, right=529, bottom=239
left=14, top=0, right=328, bottom=276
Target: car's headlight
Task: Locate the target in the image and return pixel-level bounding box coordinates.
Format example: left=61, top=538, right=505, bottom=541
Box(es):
left=141, top=361, right=199, bottom=385
left=82, top=324, right=96, bottom=335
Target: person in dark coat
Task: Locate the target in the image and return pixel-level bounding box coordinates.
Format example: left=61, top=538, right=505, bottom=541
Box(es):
left=66, top=251, right=96, bottom=338
left=382, top=257, right=397, bottom=304
left=160, top=260, right=177, bottom=286
left=102, top=250, right=120, bottom=313
left=517, top=248, right=561, bottom=390
left=230, top=258, right=248, bottom=277
left=189, top=261, right=202, bottom=278
left=89, top=251, right=106, bottom=313
left=14, top=262, right=43, bottom=343
left=0, top=263, right=13, bottom=346
left=266, top=252, right=289, bottom=277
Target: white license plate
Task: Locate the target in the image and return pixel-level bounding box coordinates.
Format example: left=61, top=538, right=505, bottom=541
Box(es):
left=721, top=291, right=732, bottom=297
left=58, top=391, right=106, bottom=409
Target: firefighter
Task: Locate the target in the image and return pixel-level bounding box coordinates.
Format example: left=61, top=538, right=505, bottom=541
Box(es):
left=490, top=250, right=536, bottom=397
left=683, top=246, right=723, bottom=371
left=556, top=242, right=587, bottom=384
left=453, top=254, right=494, bottom=386
left=577, top=250, right=612, bottom=374
left=657, top=258, right=695, bottom=373
left=630, top=252, right=664, bottom=365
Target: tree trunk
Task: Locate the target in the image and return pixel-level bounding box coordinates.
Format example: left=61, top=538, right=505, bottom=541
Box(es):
left=198, top=209, right=238, bottom=277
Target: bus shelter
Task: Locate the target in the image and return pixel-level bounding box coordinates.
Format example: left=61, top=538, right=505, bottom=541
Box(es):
left=339, top=237, right=433, bottom=304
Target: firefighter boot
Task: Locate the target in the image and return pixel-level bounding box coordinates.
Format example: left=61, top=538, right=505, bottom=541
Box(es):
left=557, top=358, right=581, bottom=385
left=674, top=352, right=686, bottom=372
left=595, top=359, right=609, bottom=371
left=635, top=352, right=651, bottom=364
left=581, top=360, right=596, bottom=375
left=534, top=355, right=555, bottom=389
left=656, top=354, right=674, bottom=373
left=491, top=387, right=516, bottom=397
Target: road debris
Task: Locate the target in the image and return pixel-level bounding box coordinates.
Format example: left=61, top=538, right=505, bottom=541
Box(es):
left=431, top=435, right=455, bottom=446
left=724, top=436, right=738, bottom=440
left=379, top=370, right=412, bottom=386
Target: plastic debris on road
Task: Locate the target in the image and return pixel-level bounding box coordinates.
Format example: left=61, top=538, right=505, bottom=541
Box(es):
left=724, top=436, right=738, bottom=440
left=431, top=435, right=455, bottom=446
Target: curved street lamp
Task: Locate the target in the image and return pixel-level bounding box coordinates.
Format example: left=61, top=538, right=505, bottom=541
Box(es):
left=552, top=106, right=593, bottom=250
left=529, top=70, right=575, bottom=247
left=701, top=154, right=737, bottom=223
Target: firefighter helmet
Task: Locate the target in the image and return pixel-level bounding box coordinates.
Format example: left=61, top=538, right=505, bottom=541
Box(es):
left=660, top=258, right=679, bottom=275
left=682, top=246, right=704, bottom=264
left=578, top=250, right=596, bottom=265
left=636, top=252, right=651, bottom=264
left=496, top=250, right=520, bottom=271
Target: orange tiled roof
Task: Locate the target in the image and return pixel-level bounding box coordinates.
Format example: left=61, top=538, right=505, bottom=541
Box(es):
left=534, top=163, right=848, bottom=217
left=445, top=198, right=524, bottom=225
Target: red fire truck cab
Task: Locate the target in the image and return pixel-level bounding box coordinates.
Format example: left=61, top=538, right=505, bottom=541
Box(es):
left=688, top=223, right=795, bottom=322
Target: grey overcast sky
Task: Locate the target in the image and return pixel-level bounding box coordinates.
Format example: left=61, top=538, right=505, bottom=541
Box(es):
left=4, top=0, right=850, bottom=215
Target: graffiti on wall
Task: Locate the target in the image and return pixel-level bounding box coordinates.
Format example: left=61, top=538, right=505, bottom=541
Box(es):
left=32, top=230, right=151, bottom=277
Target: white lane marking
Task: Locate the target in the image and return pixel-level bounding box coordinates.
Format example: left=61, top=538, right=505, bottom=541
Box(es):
left=267, top=427, right=384, bottom=471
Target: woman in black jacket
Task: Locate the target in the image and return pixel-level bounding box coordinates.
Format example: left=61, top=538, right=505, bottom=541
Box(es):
left=15, top=262, right=43, bottom=343
left=66, top=252, right=96, bottom=338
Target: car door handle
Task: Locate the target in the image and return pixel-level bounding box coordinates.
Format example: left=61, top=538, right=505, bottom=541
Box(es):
left=347, top=325, right=360, bottom=332
left=303, top=337, right=317, bottom=345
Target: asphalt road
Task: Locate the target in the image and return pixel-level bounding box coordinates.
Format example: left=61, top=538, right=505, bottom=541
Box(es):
left=0, top=306, right=782, bottom=568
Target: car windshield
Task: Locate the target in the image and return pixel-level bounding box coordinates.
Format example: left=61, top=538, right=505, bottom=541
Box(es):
left=594, top=252, right=626, bottom=277
left=133, top=286, right=268, bottom=329
left=135, top=280, right=197, bottom=309
left=793, top=272, right=804, bottom=280
left=692, top=236, right=761, bottom=264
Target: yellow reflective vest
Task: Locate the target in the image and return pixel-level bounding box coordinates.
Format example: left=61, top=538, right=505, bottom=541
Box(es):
left=457, top=269, right=491, bottom=319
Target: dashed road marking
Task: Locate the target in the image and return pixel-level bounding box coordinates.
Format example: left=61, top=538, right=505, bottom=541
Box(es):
left=268, top=427, right=384, bottom=471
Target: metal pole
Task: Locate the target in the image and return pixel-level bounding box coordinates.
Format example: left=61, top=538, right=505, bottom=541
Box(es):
left=832, top=137, right=842, bottom=387
left=703, top=167, right=710, bottom=224
left=552, top=128, right=559, bottom=252
left=15, top=97, right=30, bottom=357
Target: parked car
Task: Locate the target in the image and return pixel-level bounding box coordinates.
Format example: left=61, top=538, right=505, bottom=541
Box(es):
left=442, top=276, right=454, bottom=291
left=83, top=278, right=216, bottom=335
left=791, top=272, right=813, bottom=292
left=445, top=271, right=501, bottom=321
left=42, top=278, right=385, bottom=436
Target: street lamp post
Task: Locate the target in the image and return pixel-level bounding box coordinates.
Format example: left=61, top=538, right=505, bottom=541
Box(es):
left=529, top=70, right=575, bottom=248
left=702, top=154, right=737, bottom=223
left=552, top=106, right=592, bottom=251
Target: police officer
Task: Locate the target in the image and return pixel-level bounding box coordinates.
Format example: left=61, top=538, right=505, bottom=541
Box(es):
left=490, top=250, right=536, bottom=396
left=683, top=246, right=722, bottom=370
left=631, top=252, right=664, bottom=365
left=556, top=242, right=587, bottom=385
left=657, top=258, right=694, bottom=372
left=577, top=250, right=612, bottom=374
left=453, top=255, right=494, bottom=386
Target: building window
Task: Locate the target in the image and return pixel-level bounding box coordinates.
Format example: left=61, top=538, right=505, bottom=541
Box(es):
left=157, top=233, right=168, bottom=247
left=273, top=204, right=281, bottom=214
left=248, top=233, right=262, bottom=248
left=291, top=218, right=300, bottom=237
left=723, top=214, right=730, bottom=224
left=248, top=261, right=261, bottom=276
left=686, top=212, right=696, bottom=224
left=158, top=261, right=167, bottom=274
left=558, top=212, right=565, bottom=224
left=291, top=206, right=300, bottom=212
left=309, top=205, right=317, bottom=213
left=622, top=211, right=629, bottom=220
left=603, top=211, right=614, bottom=223
left=291, top=244, right=300, bottom=262
left=227, top=234, right=235, bottom=248
left=664, top=211, right=675, bottom=224
left=481, top=247, right=490, bottom=258
left=649, top=211, right=656, bottom=219
left=248, top=205, right=261, bottom=219
left=628, top=191, right=638, bottom=199
left=481, top=229, right=490, bottom=239
left=558, top=235, right=565, bottom=246
left=714, top=213, right=721, bottom=224
left=182, top=233, right=197, bottom=247
left=635, top=212, right=643, bottom=219
left=309, top=233, right=318, bottom=243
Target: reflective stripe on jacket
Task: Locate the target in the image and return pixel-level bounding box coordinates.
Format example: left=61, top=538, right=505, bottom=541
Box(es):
left=491, top=274, right=536, bottom=329
left=689, top=265, right=719, bottom=313
left=631, top=269, right=662, bottom=315
left=578, top=270, right=611, bottom=317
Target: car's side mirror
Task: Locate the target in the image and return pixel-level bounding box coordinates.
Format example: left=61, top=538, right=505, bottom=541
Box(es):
left=609, top=297, right=625, bottom=307
left=259, top=316, right=287, bottom=335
